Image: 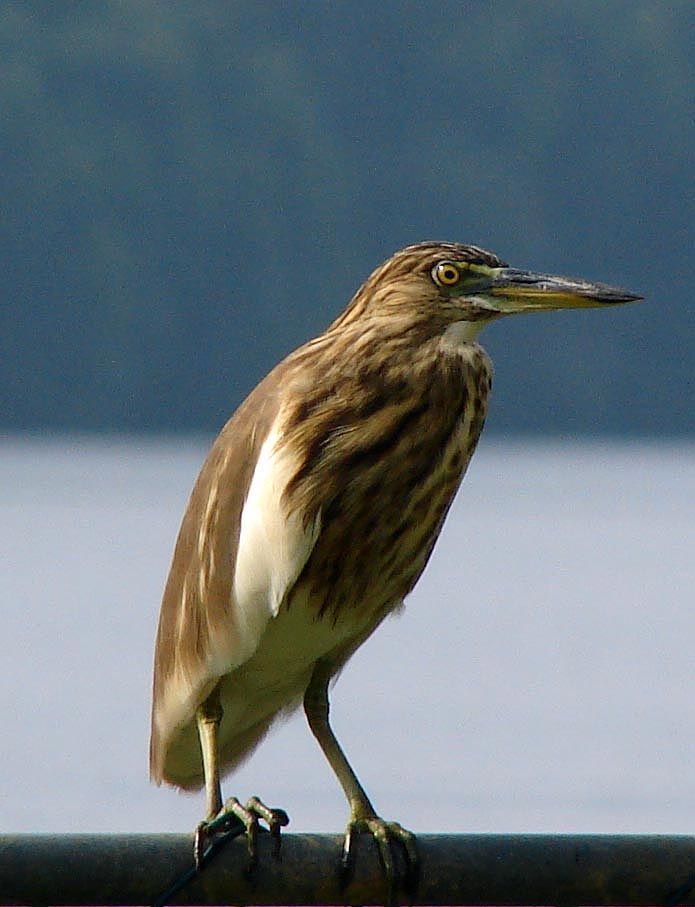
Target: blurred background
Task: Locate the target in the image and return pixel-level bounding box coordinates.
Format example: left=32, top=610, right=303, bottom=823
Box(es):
left=3, top=1, right=693, bottom=436
left=2, top=2, right=694, bottom=838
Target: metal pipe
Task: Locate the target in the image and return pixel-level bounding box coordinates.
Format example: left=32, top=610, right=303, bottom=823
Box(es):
left=2, top=833, right=695, bottom=906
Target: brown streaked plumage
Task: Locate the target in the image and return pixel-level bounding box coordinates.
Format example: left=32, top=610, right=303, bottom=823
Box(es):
left=150, top=241, right=640, bottom=890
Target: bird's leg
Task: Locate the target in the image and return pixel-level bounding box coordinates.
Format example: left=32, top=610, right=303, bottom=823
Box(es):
left=193, top=686, right=289, bottom=870
left=198, top=686, right=224, bottom=819
left=304, top=659, right=419, bottom=903
left=194, top=686, right=227, bottom=866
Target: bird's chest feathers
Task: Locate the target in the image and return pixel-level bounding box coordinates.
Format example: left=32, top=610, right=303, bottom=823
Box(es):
left=278, top=339, right=492, bottom=619
left=232, top=340, right=490, bottom=649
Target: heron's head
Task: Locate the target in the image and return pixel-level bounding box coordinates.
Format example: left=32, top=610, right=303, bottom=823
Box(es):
left=334, top=242, right=641, bottom=337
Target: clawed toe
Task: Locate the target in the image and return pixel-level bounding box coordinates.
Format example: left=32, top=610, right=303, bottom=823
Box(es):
left=342, top=815, right=419, bottom=904
left=194, top=796, right=289, bottom=871
left=246, top=795, right=290, bottom=857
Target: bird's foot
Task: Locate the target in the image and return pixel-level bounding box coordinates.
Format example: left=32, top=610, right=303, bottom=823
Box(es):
left=194, top=795, right=289, bottom=871
left=342, top=813, right=419, bottom=904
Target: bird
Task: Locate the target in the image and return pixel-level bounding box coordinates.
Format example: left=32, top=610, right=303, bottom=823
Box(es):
left=150, top=241, right=639, bottom=893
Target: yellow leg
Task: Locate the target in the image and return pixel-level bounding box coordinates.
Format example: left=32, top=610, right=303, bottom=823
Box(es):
left=193, top=685, right=289, bottom=871
left=196, top=686, right=223, bottom=819
left=304, top=658, right=419, bottom=901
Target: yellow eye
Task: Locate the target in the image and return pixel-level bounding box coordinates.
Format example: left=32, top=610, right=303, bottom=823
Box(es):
left=432, top=261, right=461, bottom=287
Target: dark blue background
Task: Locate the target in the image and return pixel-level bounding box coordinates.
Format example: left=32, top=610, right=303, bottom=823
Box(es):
left=2, top=2, right=692, bottom=435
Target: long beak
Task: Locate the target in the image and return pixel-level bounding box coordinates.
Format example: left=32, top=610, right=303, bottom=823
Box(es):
left=486, top=267, right=642, bottom=314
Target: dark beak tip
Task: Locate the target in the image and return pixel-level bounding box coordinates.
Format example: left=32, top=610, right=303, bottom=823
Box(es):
left=592, top=285, right=643, bottom=304
left=612, top=291, right=643, bottom=304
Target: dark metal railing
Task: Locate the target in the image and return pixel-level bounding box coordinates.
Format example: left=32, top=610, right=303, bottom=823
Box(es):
left=2, top=832, right=695, bottom=906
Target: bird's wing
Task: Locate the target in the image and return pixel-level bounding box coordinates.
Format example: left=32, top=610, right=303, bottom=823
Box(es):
left=149, top=361, right=320, bottom=783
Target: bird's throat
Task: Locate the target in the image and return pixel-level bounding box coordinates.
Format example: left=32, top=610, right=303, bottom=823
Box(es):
left=440, top=319, right=488, bottom=351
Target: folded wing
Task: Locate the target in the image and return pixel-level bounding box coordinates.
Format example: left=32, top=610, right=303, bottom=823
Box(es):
left=149, top=361, right=319, bottom=786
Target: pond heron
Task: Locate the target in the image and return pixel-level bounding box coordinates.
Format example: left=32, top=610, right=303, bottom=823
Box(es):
left=150, top=242, right=639, bottom=894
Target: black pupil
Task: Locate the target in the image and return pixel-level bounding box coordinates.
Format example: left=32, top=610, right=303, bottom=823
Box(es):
left=443, top=267, right=456, bottom=281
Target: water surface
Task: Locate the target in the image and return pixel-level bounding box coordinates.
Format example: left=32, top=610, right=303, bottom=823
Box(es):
left=1, top=437, right=693, bottom=834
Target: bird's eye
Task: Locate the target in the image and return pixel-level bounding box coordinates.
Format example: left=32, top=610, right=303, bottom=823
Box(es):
left=432, top=261, right=462, bottom=287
